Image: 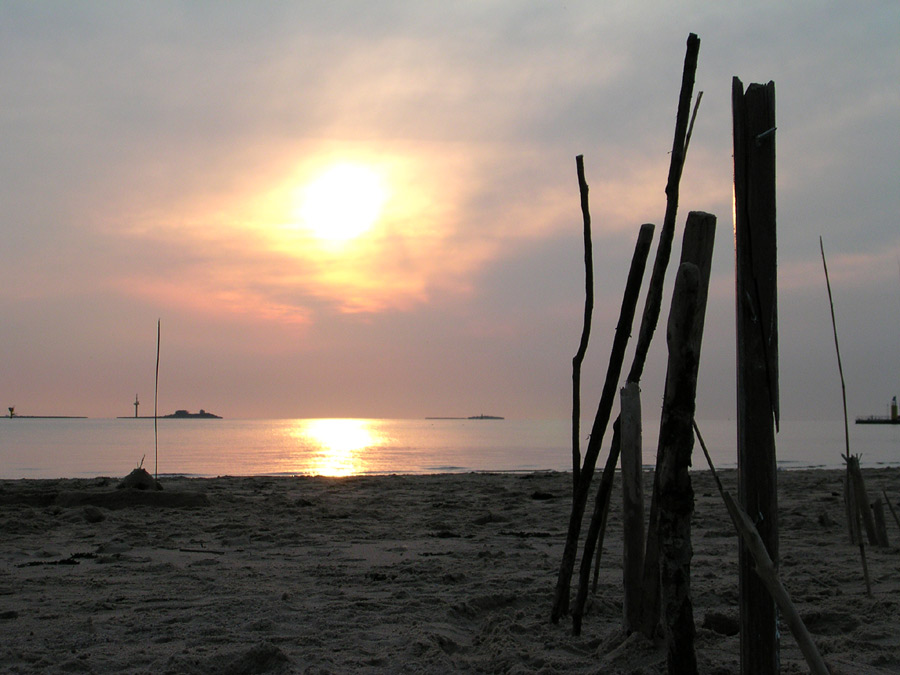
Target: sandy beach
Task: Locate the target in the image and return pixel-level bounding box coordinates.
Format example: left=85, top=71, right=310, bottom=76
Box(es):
left=1, top=468, right=898, bottom=674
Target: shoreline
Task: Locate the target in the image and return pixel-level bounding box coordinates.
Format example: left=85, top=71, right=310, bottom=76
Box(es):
left=1, top=468, right=898, bottom=672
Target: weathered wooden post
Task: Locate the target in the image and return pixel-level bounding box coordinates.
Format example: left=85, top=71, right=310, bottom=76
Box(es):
left=619, top=381, right=644, bottom=632
left=733, top=77, right=779, bottom=674
left=657, top=262, right=704, bottom=674
left=639, top=211, right=717, bottom=639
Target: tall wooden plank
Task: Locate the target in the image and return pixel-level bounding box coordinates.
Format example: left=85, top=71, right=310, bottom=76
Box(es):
left=638, top=211, right=717, bottom=639
left=657, top=262, right=703, bottom=675
left=733, top=77, right=779, bottom=675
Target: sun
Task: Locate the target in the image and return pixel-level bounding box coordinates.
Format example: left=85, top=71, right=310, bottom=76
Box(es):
left=296, top=163, right=387, bottom=243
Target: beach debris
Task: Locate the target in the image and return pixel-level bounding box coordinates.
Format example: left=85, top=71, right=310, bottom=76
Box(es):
left=117, top=467, right=162, bottom=491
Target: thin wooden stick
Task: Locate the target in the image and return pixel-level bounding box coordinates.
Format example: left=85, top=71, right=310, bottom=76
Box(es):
left=820, top=238, right=851, bottom=482
left=694, top=422, right=830, bottom=675
left=154, top=319, right=160, bottom=480
left=626, top=32, right=700, bottom=385
left=551, top=222, right=654, bottom=623
left=683, top=91, right=703, bottom=161
left=572, top=155, right=594, bottom=494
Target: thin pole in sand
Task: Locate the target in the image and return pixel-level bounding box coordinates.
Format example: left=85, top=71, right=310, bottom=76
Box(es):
left=571, top=154, right=594, bottom=495
left=819, top=237, right=851, bottom=484
left=694, top=421, right=830, bottom=675
left=154, top=319, right=160, bottom=481
left=821, top=238, right=874, bottom=592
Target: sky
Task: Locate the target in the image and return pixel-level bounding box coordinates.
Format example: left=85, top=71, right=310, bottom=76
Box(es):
left=1, top=1, right=898, bottom=423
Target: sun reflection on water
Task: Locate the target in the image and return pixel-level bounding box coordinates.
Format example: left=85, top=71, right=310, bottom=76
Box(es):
left=289, top=419, right=385, bottom=476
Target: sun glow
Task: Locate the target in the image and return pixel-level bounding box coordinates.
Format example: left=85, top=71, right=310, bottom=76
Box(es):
left=295, top=164, right=387, bottom=243
left=293, top=418, right=385, bottom=476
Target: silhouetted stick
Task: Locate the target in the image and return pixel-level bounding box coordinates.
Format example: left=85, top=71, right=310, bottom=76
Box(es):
left=694, top=422, right=830, bottom=675
left=551, top=222, right=654, bottom=623
left=154, top=319, right=160, bottom=481
left=572, top=419, right=620, bottom=635
left=639, top=212, right=717, bottom=639
left=565, top=33, right=701, bottom=629
left=734, top=76, right=779, bottom=675
left=820, top=237, right=860, bottom=549
left=820, top=239, right=851, bottom=477
left=572, top=155, right=594, bottom=493
left=626, top=33, right=701, bottom=385
left=656, top=263, right=702, bottom=675
left=619, top=382, right=644, bottom=633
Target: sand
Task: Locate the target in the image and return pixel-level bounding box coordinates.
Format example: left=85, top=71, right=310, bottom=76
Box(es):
left=0, top=468, right=898, bottom=674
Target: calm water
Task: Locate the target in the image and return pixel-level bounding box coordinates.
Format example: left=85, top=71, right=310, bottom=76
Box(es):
left=1, top=417, right=898, bottom=479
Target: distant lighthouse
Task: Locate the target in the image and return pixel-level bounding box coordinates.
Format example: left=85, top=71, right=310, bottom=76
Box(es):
left=892, top=396, right=898, bottom=422
left=134, top=394, right=140, bottom=419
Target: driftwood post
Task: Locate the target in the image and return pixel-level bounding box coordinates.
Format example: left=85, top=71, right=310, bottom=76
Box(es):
left=562, top=33, right=701, bottom=629
left=639, top=211, right=717, bottom=638
left=551, top=222, right=654, bottom=622
left=620, top=382, right=644, bottom=632
left=572, top=155, right=594, bottom=493
left=657, top=262, right=704, bottom=675
left=733, top=77, right=779, bottom=675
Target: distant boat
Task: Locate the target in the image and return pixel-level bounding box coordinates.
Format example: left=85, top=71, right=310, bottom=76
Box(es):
left=855, top=396, right=899, bottom=425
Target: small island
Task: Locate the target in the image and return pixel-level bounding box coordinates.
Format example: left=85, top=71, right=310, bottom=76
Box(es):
left=426, top=414, right=504, bottom=420
left=118, top=409, right=222, bottom=419
left=164, top=409, right=222, bottom=419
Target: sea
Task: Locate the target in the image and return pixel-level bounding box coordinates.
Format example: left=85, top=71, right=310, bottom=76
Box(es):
left=1, top=417, right=898, bottom=480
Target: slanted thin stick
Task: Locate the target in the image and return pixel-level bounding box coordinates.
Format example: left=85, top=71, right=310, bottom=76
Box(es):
left=572, top=155, right=594, bottom=493
left=820, top=238, right=851, bottom=482
left=694, top=421, right=830, bottom=675
left=821, top=239, right=875, bottom=591
left=551, top=222, right=654, bottom=623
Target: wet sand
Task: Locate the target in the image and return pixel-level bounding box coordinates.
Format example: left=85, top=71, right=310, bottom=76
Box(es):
left=1, top=468, right=898, bottom=673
